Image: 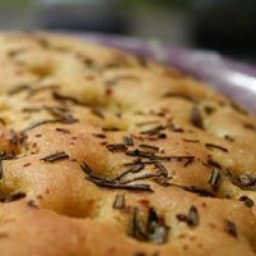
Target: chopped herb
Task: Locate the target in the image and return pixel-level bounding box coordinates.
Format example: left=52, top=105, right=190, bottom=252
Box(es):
left=113, top=193, right=125, bottom=209
left=52, top=92, right=86, bottom=106
left=183, top=157, right=195, bottom=167
left=0, top=192, right=26, bottom=203
left=185, top=186, right=214, bottom=197
left=82, top=163, right=152, bottom=192
left=229, top=174, right=256, bottom=191
left=113, top=163, right=145, bottom=181
left=126, top=149, right=195, bottom=162
left=34, top=36, right=51, bottom=48
left=230, top=101, right=248, bottom=115
left=208, top=169, right=221, bottom=191
left=190, top=105, right=204, bottom=129
left=80, top=162, right=93, bottom=175
left=158, top=133, right=167, bottom=139
left=122, top=136, right=134, bottom=146
left=0, top=118, right=6, bottom=126
left=121, top=173, right=162, bottom=185
left=172, top=127, right=184, bottom=133
left=8, top=130, right=19, bottom=145
left=207, top=159, right=222, bottom=169
left=0, top=152, right=15, bottom=160
left=243, top=123, right=256, bottom=131
left=169, top=183, right=214, bottom=197
left=116, top=112, right=122, bottom=118
left=205, top=143, right=228, bottom=153
left=187, top=205, right=199, bottom=227
left=130, top=207, right=147, bottom=240
left=22, top=119, right=65, bottom=132
left=27, top=86, right=59, bottom=98
left=102, top=127, right=121, bottom=132
left=22, top=107, right=41, bottom=113
left=182, top=139, right=200, bottom=143
left=126, top=149, right=154, bottom=159
left=40, top=151, right=69, bottom=162
left=27, top=200, right=38, bottom=208
left=55, top=127, right=71, bottom=134
left=239, top=195, right=254, bottom=208
left=176, top=214, right=188, bottom=222
left=106, top=143, right=128, bottom=152
left=23, top=163, right=31, bottom=167
left=93, top=133, right=106, bottom=139
left=153, top=161, right=168, bottom=178
left=224, top=135, right=235, bottom=142
left=130, top=207, right=169, bottom=244
left=45, top=106, right=78, bottom=124
left=204, top=105, right=216, bottom=115
left=176, top=206, right=199, bottom=227
left=168, top=121, right=185, bottom=133
left=140, top=125, right=165, bottom=135
left=83, top=57, right=95, bottom=67
left=147, top=208, right=169, bottom=244
left=8, top=85, right=31, bottom=95
left=8, top=48, right=26, bottom=57
left=139, top=144, right=159, bottom=152
left=153, top=175, right=171, bottom=187
left=88, top=177, right=153, bottom=191
left=224, top=220, right=237, bottom=238
left=239, top=174, right=256, bottom=187
left=123, top=159, right=144, bottom=167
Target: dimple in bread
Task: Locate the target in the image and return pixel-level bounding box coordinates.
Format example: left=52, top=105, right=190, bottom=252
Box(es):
left=0, top=32, right=256, bottom=256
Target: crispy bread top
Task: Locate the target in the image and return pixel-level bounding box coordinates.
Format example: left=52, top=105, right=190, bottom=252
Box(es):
left=0, top=33, right=256, bottom=256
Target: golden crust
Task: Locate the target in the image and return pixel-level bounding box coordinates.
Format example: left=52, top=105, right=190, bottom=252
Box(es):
left=0, top=32, right=256, bottom=255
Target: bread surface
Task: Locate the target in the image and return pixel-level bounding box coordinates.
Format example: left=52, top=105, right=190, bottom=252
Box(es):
left=0, top=32, right=256, bottom=256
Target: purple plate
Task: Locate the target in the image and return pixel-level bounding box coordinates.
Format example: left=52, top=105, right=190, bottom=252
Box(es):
left=76, top=33, right=256, bottom=113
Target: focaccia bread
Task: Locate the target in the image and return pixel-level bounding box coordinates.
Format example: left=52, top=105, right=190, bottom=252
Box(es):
left=0, top=33, right=256, bottom=256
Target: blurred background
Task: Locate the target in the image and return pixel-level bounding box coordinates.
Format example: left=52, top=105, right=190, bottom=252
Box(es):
left=1, top=0, right=256, bottom=63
